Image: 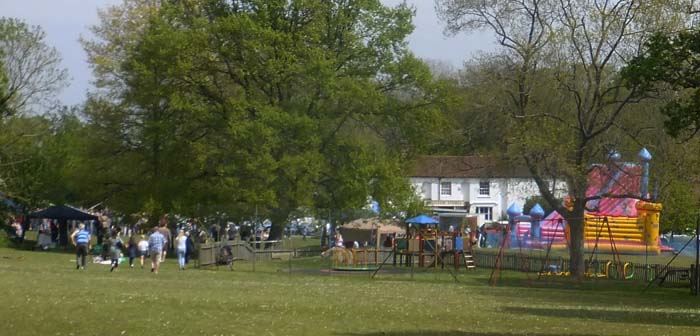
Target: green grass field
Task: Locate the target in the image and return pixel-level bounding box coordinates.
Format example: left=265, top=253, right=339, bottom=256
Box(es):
left=0, top=244, right=698, bottom=336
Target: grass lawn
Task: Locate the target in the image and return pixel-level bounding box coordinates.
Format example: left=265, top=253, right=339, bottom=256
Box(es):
left=0, top=245, right=698, bottom=336
left=283, top=235, right=322, bottom=249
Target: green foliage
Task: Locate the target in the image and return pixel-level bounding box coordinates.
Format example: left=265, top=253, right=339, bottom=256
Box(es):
left=0, top=116, right=52, bottom=205
left=80, top=0, right=445, bottom=235
left=623, top=30, right=700, bottom=139
left=659, top=180, right=697, bottom=233
left=0, top=18, right=71, bottom=216
left=621, top=30, right=700, bottom=229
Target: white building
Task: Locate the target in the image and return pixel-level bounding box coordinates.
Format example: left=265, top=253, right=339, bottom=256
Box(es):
left=409, top=156, right=567, bottom=225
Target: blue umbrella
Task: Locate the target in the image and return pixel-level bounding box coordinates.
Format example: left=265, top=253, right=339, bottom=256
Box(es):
left=406, top=214, right=439, bottom=225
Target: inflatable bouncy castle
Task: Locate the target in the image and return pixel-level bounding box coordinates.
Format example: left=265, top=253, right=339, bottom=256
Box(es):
left=581, top=148, right=669, bottom=253
left=511, top=148, right=671, bottom=254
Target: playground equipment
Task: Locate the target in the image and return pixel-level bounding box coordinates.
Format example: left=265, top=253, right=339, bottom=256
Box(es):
left=323, top=246, right=379, bottom=271
left=319, top=215, right=471, bottom=282
left=510, top=148, right=670, bottom=254
left=323, top=218, right=404, bottom=271
left=389, top=214, right=475, bottom=270
left=393, top=230, right=475, bottom=270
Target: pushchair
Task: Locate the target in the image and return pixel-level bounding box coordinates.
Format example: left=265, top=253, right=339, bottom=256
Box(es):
left=216, top=245, right=234, bottom=270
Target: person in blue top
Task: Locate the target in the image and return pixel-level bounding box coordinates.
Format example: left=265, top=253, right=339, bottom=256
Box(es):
left=70, top=223, right=91, bottom=270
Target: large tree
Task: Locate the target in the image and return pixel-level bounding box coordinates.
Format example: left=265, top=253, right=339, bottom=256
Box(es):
left=623, top=29, right=700, bottom=232
left=82, top=0, right=444, bottom=234
left=0, top=58, right=7, bottom=115
left=0, top=18, right=69, bottom=215
left=0, top=18, right=67, bottom=116
left=436, top=0, right=689, bottom=277
left=624, top=30, right=700, bottom=139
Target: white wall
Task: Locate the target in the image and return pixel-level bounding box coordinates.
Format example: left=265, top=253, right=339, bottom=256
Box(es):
left=467, top=178, right=502, bottom=220
left=410, top=176, right=568, bottom=221
left=503, top=178, right=568, bottom=218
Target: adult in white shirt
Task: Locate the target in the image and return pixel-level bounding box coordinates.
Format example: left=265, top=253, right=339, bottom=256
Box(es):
left=175, top=231, right=188, bottom=270
left=137, top=235, right=149, bottom=269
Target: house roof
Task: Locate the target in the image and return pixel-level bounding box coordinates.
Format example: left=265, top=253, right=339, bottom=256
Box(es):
left=409, top=155, right=532, bottom=178
left=341, top=217, right=406, bottom=234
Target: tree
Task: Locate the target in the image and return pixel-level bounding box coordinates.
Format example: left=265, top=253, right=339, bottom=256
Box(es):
left=82, top=0, right=444, bottom=234
left=0, top=18, right=69, bottom=219
left=0, top=58, right=7, bottom=115
left=0, top=18, right=67, bottom=116
left=436, top=0, right=688, bottom=277
left=623, top=30, right=700, bottom=139
left=623, top=29, right=700, bottom=232
left=81, top=1, right=270, bottom=225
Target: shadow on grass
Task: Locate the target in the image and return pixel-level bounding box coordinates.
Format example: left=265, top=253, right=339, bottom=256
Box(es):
left=488, top=274, right=694, bottom=298
left=502, top=306, right=699, bottom=327
left=337, top=331, right=601, bottom=336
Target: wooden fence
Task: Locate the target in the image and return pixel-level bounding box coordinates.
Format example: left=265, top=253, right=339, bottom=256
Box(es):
left=197, top=240, right=290, bottom=267
left=196, top=243, right=695, bottom=288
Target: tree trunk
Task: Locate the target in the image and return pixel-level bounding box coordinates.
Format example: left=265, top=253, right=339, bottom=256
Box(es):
left=568, top=217, right=585, bottom=278
left=268, top=210, right=289, bottom=241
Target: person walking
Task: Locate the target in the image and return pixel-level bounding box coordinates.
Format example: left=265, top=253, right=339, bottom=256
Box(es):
left=184, top=231, right=194, bottom=265
left=137, top=235, right=149, bottom=269
left=158, top=219, right=171, bottom=263
left=70, top=223, right=91, bottom=270
left=108, top=231, right=123, bottom=272
left=127, top=234, right=138, bottom=268
left=148, top=228, right=165, bottom=274
left=175, top=231, right=188, bottom=270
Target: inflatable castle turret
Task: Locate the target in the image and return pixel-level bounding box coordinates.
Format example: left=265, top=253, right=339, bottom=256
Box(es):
left=509, top=203, right=558, bottom=249
left=530, top=203, right=545, bottom=241
left=636, top=148, right=662, bottom=252
left=507, top=203, right=522, bottom=247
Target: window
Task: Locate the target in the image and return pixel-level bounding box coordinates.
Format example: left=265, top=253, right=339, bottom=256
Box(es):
left=479, top=181, right=490, bottom=196
left=440, top=182, right=451, bottom=195
left=475, top=207, right=493, bottom=221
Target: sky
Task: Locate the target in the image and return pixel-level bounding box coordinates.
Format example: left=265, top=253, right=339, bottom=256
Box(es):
left=0, top=0, right=494, bottom=108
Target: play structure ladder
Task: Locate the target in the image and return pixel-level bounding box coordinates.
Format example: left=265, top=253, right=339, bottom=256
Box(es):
left=464, top=252, right=476, bottom=269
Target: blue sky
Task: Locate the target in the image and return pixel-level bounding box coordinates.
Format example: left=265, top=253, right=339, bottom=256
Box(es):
left=0, top=0, right=493, bottom=108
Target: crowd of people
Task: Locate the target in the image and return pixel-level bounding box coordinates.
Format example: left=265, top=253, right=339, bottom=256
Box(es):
left=68, top=215, right=199, bottom=274
left=6, top=211, right=289, bottom=273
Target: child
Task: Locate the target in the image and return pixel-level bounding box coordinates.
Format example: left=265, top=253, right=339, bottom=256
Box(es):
left=137, top=235, right=149, bottom=269
left=108, top=231, right=123, bottom=272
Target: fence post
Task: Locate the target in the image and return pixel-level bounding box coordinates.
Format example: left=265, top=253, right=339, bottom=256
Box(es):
left=559, top=257, right=564, bottom=272
left=288, top=237, right=293, bottom=275
left=692, top=264, right=698, bottom=295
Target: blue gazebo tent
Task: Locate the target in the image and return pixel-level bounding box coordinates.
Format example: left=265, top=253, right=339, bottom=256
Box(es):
left=405, top=214, right=439, bottom=225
